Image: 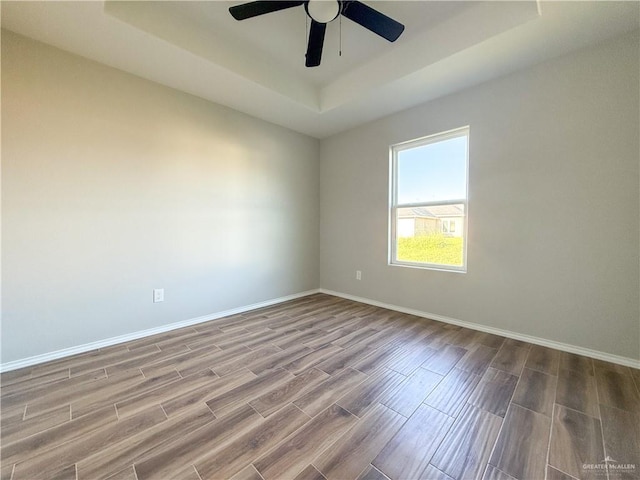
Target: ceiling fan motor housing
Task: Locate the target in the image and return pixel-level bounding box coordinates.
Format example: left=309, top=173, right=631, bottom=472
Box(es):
left=305, top=0, right=341, bottom=24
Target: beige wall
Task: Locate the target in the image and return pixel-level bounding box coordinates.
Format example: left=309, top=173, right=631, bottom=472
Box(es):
left=1, top=31, right=320, bottom=363
left=320, top=32, right=640, bottom=360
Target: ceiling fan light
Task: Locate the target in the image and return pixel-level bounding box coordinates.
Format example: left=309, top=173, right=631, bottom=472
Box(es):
left=307, top=0, right=340, bottom=23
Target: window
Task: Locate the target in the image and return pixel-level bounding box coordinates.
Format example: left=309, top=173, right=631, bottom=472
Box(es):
left=389, top=127, right=469, bottom=272
left=442, top=219, right=456, bottom=234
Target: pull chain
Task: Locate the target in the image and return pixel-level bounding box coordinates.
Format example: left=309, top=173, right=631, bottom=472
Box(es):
left=339, top=13, right=342, bottom=57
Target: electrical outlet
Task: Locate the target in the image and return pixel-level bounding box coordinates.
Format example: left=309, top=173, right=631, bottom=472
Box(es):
left=356, top=270, right=362, bottom=280
left=153, top=288, right=164, bottom=303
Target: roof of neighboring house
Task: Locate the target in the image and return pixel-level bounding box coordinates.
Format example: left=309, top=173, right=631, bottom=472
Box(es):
left=398, top=204, right=464, bottom=219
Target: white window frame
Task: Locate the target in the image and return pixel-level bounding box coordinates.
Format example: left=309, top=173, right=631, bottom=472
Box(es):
left=389, top=126, right=469, bottom=273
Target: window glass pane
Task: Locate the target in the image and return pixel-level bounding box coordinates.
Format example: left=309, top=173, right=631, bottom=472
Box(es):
left=395, top=204, right=465, bottom=267
left=396, top=135, right=467, bottom=204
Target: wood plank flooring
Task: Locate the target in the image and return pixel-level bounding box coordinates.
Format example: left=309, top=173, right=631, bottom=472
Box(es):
left=1, top=293, right=639, bottom=480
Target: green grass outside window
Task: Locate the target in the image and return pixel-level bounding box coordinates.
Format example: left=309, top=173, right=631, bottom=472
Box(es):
left=396, top=234, right=463, bottom=266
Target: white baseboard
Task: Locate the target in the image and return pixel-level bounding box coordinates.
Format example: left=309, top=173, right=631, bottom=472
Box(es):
left=4, top=287, right=637, bottom=372
left=320, top=288, right=640, bottom=369
left=0, top=289, right=321, bottom=373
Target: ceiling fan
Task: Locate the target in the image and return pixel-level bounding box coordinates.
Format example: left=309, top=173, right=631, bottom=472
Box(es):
left=229, top=1, right=405, bottom=67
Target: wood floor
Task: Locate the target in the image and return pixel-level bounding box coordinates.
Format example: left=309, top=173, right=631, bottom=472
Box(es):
left=1, top=293, right=639, bottom=480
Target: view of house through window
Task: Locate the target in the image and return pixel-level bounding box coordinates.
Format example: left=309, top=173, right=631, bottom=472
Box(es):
left=390, top=127, right=469, bottom=271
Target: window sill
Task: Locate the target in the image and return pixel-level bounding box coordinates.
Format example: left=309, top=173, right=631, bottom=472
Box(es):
left=388, top=261, right=467, bottom=274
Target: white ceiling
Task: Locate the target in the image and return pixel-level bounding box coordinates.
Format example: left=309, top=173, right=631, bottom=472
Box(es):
left=2, top=1, right=639, bottom=139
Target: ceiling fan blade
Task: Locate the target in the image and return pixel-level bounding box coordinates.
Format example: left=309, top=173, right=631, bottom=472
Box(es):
left=229, top=1, right=304, bottom=20
left=305, top=20, right=326, bottom=67
left=341, top=1, right=404, bottom=42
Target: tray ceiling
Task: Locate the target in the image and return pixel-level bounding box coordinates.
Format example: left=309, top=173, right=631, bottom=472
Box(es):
left=2, top=1, right=639, bottom=138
